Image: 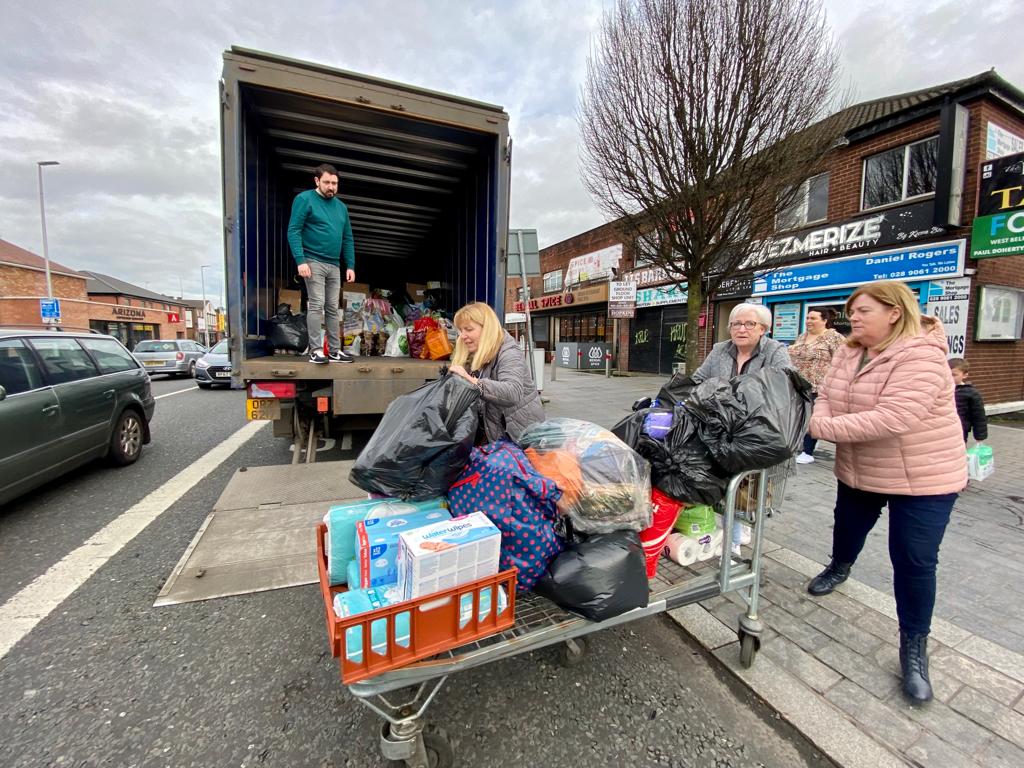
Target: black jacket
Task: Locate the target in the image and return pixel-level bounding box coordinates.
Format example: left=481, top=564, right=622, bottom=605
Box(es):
left=954, top=383, right=988, bottom=441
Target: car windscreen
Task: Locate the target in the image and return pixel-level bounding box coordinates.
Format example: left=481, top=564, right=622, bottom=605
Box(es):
left=134, top=341, right=176, bottom=353
left=211, top=340, right=229, bottom=355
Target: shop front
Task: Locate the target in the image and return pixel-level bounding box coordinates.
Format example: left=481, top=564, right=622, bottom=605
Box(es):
left=752, top=238, right=968, bottom=350
left=87, top=304, right=183, bottom=351
left=511, top=282, right=611, bottom=359
left=627, top=283, right=690, bottom=375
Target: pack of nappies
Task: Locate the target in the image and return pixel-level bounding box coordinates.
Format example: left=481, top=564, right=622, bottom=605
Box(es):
left=323, top=496, right=447, bottom=585
left=354, top=509, right=452, bottom=588
left=332, top=586, right=410, bottom=664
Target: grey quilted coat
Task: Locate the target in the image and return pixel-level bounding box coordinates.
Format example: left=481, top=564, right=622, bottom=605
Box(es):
left=475, top=333, right=545, bottom=443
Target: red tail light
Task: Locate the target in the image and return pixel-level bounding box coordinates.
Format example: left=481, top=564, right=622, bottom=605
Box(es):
left=249, top=381, right=297, bottom=398
left=176, top=351, right=185, bottom=360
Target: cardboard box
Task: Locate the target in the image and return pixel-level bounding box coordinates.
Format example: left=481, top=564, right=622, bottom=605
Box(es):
left=342, top=281, right=370, bottom=311
left=278, top=288, right=302, bottom=312
left=406, top=283, right=427, bottom=301
left=397, top=512, right=502, bottom=600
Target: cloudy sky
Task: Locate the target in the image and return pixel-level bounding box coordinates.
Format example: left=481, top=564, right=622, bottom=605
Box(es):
left=1, top=0, right=1022, bottom=303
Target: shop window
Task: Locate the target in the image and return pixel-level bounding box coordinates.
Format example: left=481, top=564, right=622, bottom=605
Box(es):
left=542, top=270, right=562, bottom=294
left=777, top=173, right=829, bottom=231
left=861, top=137, right=938, bottom=210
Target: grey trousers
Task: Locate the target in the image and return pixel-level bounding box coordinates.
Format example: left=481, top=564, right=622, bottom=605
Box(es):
left=303, top=260, right=341, bottom=354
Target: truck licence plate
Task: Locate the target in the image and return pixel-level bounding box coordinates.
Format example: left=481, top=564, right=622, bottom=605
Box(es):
left=246, top=398, right=281, bottom=420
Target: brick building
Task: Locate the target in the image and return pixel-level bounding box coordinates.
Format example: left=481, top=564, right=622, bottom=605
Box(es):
left=0, top=239, right=91, bottom=330
left=508, top=70, right=1024, bottom=406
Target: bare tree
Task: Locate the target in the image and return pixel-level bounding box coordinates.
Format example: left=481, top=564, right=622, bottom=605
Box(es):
left=580, top=0, right=847, bottom=372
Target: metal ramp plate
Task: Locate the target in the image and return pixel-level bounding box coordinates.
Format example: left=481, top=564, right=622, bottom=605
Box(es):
left=155, top=462, right=365, bottom=606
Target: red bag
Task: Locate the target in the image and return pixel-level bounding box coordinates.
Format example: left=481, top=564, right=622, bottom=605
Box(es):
left=413, top=316, right=440, bottom=333
left=409, top=328, right=428, bottom=359
left=641, top=489, right=686, bottom=578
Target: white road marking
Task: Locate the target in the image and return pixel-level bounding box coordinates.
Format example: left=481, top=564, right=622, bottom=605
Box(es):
left=155, top=386, right=199, bottom=399
left=0, top=419, right=268, bottom=661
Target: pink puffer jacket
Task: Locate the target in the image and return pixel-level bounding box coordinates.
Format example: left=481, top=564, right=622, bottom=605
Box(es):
left=810, top=318, right=967, bottom=496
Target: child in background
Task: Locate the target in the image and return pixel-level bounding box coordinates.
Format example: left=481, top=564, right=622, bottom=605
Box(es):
left=949, top=358, right=988, bottom=444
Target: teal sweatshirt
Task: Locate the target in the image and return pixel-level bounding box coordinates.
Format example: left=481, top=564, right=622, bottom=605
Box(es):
left=287, top=189, right=356, bottom=270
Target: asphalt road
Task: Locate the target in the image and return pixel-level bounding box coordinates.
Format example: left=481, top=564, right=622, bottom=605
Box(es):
left=0, top=375, right=832, bottom=768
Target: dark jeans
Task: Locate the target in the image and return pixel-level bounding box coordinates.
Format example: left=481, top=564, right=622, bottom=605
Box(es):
left=831, top=480, right=956, bottom=636
left=802, top=392, right=818, bottom=455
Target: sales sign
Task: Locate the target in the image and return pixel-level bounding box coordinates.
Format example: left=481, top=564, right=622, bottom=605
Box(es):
left=925, top=277, right=970, bottom=358
left=752, top=239, right=965, bottom=297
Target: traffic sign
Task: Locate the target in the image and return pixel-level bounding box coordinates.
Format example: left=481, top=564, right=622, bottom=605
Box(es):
left=39, top=298, right=61, bottom=323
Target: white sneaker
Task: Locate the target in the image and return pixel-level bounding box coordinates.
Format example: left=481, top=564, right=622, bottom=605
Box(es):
left=739, top=527, right=752, bottom=546
left=731, top=543, right=742, bottom=558
left=796, top=452, right=815, bottom=464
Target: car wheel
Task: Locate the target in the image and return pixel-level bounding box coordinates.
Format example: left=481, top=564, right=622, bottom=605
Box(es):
left=109, top=409, right=144, bottom=466
left=188, top=361, right=197, bottom=378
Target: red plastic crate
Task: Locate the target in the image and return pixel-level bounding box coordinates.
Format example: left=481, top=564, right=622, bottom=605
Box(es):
left=315, top=522, right=517, bottom=684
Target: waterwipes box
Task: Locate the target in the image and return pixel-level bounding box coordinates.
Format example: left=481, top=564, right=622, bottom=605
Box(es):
left=353, top=509, right=451, bottom=588
left=397, top=512, right=502, bottom=600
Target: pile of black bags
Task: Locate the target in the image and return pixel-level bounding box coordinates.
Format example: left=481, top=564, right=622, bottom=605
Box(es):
left=267, top=303, right=309, bottom=354
left=613, top=368, right=812, bottom=506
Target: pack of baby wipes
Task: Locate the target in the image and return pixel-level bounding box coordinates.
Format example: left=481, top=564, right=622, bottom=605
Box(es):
left=397, top=512, right=502, bottom=600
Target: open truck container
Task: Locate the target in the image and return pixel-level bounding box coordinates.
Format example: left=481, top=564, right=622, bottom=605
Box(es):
left=220, top=47, right=510, bottom=445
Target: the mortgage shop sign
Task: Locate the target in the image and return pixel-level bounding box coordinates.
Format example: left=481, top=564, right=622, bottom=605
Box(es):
left=971, top=151, right=1024, bottom=259
left=752, top=239, right=966, bottom=297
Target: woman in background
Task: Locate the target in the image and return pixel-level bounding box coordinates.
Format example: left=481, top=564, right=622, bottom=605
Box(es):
left=448, top=302, right=545, bottom=444
left=789, top=307, right=845, bottom=464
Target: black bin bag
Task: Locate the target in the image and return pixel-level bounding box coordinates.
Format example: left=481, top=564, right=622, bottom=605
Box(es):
left=349, top=374, right=480, bottom=500
left=612, top=407, right=728, bottom=506
left=656, top=372, right=699, bottom=407
left=687, top=368, right=813, bottom=474
left=266, top=304, right=309, bottom=353
left=534, top=530, right=648, bottom=622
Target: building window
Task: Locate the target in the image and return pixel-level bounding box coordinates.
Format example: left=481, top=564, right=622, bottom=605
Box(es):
left=543, top=270, right=563, bottom=294
left=777, top=173, right=829, bottom=231
left=861, top=136, right=938, bottom=210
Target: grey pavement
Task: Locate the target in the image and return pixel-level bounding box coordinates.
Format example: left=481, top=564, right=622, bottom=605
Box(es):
left=542, top=368, right=1024, bottom=768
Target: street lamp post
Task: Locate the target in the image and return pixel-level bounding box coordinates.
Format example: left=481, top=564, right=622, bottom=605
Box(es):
left=200, top=265, right=213, bottom=348
left=37, top=161, right=60, bottom=304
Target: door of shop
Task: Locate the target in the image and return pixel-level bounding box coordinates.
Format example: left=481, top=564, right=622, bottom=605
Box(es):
left=628, top=309, right=661, bottom=373
left=659, top=306, right=688, bottom=375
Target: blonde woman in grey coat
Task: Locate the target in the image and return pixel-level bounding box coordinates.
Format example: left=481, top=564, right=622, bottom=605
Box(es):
left=448, top=302, right=545, bottom=443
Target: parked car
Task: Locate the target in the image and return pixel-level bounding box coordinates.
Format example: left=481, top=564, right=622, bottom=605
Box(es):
left=132, top=339, right=206, bottom=377
left=0, top=329, right=156, bottom=506
left=194, top=339, right=231, bottom=388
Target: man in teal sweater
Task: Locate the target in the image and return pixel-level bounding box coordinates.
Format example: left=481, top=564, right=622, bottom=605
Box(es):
left=287, top=163, right=356, bottom=364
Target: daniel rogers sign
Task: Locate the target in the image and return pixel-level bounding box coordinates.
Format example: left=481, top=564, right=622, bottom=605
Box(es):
left=753, top=239, right=965, bottom=296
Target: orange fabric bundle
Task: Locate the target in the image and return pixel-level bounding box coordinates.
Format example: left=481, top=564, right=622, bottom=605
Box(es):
left=524, top=447, right=583, bottom=509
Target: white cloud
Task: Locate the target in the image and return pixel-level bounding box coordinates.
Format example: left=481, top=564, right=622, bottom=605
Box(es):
left=0, top=0, right=1021, bottom=299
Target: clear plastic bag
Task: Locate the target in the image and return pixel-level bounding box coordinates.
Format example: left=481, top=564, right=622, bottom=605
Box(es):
left=518, top=418, right=652, bottom=534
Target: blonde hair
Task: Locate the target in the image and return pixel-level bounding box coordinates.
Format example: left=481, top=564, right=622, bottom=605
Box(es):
left=451, top=302, right=504, bottom=370
left=845, top=281, right=922, bottom=352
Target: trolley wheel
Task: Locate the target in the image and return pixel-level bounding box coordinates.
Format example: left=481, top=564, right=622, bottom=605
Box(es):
left=386, top=724, right=453, bottom=768
left=738, top=631, right=759, bottom=669
left=559, top=637, right=589, bottom=668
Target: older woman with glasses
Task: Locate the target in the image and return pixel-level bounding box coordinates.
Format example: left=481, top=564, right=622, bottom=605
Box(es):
left=691, top=303, right=793, bottom=384
left=691, top=303, right=793, bottom=556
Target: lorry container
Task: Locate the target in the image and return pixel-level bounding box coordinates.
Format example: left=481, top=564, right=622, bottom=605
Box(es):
left=220, top=47, right=510, bottom=450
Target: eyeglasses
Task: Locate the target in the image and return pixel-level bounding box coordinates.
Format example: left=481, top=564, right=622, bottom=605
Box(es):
left=729, top=321, right=759, bottom=330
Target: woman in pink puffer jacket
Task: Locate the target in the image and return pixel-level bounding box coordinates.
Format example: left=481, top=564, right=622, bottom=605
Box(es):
left=806, top=281, right=966, bottom=705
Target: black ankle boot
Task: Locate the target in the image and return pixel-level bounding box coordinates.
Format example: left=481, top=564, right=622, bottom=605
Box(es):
left=807, top=559, right=852, bottom=596
left=899, top=632, right=933, bottom=703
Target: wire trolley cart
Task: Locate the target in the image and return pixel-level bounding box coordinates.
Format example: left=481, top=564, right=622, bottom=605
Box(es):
left=317, top=462, right=790, bottom=768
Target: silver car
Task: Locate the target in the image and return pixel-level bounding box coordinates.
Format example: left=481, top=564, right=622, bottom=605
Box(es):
left=132, top=339, right=206, bottom=378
